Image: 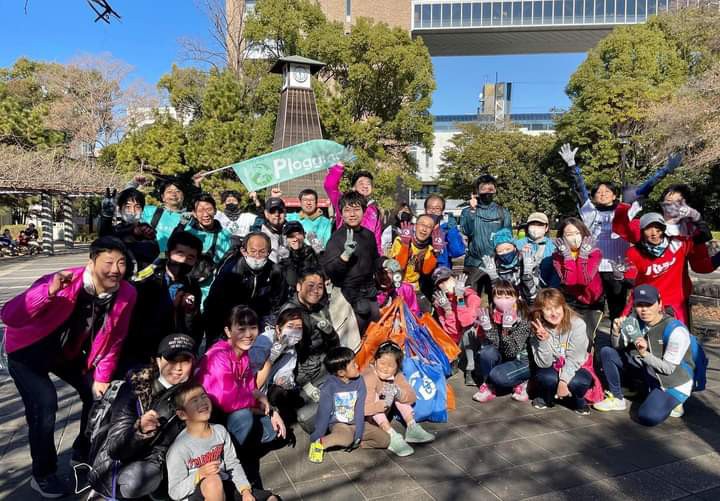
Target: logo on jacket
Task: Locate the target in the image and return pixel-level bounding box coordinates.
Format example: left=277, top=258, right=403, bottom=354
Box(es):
left=643, top=257, right=676, bottom=277
left=408, top=371, right=436, bottom=400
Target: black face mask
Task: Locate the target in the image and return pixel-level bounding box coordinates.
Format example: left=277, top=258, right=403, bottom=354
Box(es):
left=166, top=260, right=193, bottom=280
left=430, top=214, right=442, bottom=225
left=397, top=212, right=412, bottom=224
left=478, top=193, right=495, bottom=205
left=224, top=203, right=241, bottom=216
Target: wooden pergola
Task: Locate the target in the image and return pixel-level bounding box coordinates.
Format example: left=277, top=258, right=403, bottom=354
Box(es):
left=0, top=146, right=123, bottom=254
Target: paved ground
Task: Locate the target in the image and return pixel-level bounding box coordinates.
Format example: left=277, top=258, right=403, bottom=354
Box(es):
left=2, top=253, right=720, bottom=500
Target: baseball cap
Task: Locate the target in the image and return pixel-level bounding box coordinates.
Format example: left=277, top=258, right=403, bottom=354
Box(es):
left=282, top=221, right=305, bottom=237
left=639, top=212, right=666, bottom=230
left=431, top=266, right=453, bottom=286
left=157, top=334, right=196, bottom=359
left=265, top=197, right=286, bottom=212
left=633, top=284, right=660, bottom=305
left=526, top=212, right=549, bottom=225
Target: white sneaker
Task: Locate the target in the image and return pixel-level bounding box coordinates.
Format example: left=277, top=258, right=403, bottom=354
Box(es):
left=592, top=392, right=627, bottom=412
left=670, top=404, right=685, bottom=418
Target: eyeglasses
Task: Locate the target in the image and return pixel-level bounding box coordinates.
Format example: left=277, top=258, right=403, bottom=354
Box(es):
left=246, top=249, right=269, bottom=257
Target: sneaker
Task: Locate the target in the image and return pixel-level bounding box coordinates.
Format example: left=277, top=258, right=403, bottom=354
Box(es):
left=532, top=397, right=549, bottom=410
left=308, top=440, right=324, bottom=463
left=388, top=429, right=414, bottom=457
left=511, top=382, right=529, bottom=402
left=575, top=404, right=591, bottom=416
left=472, top=383, right=496, bottom=403
left=464, top=371, right=476, bottom=386
left=670, top=404, right=685, bottom=418
left=592, top=392, right=627, bottom=412
left=405, top=423, right=436, bottom=444
left=30, top=474, right=69, bottom=499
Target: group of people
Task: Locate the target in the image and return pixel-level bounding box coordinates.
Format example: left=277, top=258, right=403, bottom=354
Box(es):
left=1, top=143, right=715, bottom=500
left=0, top=222, right=40, bottom=256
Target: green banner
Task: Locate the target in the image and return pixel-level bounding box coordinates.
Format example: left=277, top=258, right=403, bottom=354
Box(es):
left=230, top=139, right=346, bottom=191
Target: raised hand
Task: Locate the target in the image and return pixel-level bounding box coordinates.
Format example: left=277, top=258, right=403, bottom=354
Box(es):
left=101, top=188, right=117, bottom=218
left=133, top=174, right=148, bottom=186
left=49, top=271, right=74, bottom=297
left=502, top=310, right=518, bottom=329
left=431, top=225, right=446, bottom=253
left=454, top=272, right=467, bottom=297
left=192, top=170, right=207, bottom=187
left=559, top=143, right=578, bottom=167
left=270, top=187, right=283, bottom=198
left=307, top=231, right=324, bottom=254
left=277, top=244, right=290, bottom=261
left=433, top=290, right=451, bottom=310
left=341, top=229, right=357, bottom=261
left=610, top=259, right=629, bottom=281
left=469, top=193, right=478, bottom=209
left=579, top=236, right=594, bottom=259
left=521, top=247, right=536, bottom=275
left=338, top=146, right=357, bottom=165
left=476, top=307, right=492, bottom=332
left=554, top=237, right=572, bottom=259
left=480, top=255, right=499, bottom=281
left=532, top=319, right=550, bottom=341
left=399, top=221, right=413, bottom=245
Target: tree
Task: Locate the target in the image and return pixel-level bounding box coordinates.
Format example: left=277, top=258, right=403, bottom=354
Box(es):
left=555, top=23, right=687, bottom=185
left=437, top=125, right=572, bottom=222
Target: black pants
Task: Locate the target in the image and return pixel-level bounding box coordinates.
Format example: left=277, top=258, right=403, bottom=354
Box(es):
left=188, top=480, right=277, bottom=501
left=463, top=266, right=492, bottom=301
left=8, top=354, right=94, bottom=477
left=600, top=272, right=630, bottom=323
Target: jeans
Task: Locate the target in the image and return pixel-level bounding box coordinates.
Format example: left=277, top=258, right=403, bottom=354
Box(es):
left=599, top=346, right=681, bottom=427
left=534, top=366, right=593, bottom=409
left=488, top=359, right=531, bottom=390
left=476, top=345, right=502, bottom=383
left=7, top=356, right=94, bottom=477
left=115, top=459, right=164, bottom=499
left=226, top=408, right=277, bottom=447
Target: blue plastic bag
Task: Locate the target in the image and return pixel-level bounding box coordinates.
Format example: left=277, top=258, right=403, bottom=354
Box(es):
left=402, top=351, right=448, bottom=422
left=403, top=304, right=452, bottom=377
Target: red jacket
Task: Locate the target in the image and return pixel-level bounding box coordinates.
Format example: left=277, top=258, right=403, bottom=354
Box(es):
left=435, top=287, right=482, bottom=343
left=552, top=249, right=604, bottom=307
left=623, top=237, right=714, bottom=324
left=1, top=267, right=136, bottom=383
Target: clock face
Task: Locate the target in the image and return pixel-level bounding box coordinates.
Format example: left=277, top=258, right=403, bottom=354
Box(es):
left=294, top=66, right=309, bottom=83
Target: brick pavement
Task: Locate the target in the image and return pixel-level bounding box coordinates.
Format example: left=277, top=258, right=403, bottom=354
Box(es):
left=1, top=254, right=720, bottom=500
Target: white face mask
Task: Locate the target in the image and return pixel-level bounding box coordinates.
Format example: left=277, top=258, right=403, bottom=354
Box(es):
left=566, top=235, right=582, bottom=250
left=527, top=226, right=546, bottom=241
left=282, top=328, right=303, bottom=346
left=245, top=256, right=267, bottom=271
left=121, top=211, right=141, bottom=224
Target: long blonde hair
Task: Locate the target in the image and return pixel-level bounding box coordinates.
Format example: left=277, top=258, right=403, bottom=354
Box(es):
left=531, top=288, right=575, bottom=334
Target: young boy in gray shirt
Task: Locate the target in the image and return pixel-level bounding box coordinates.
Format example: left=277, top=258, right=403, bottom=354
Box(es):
left=166, top=382, right=278, bottom=501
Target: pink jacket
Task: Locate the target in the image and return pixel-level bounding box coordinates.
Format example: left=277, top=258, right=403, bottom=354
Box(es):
left=552, top=249, right=604, bottom=306
left=324, top=163, right=383, bottom=254
left=377, top=283, right=420, bottom=316
left=435, top=287, right=482, bottom=344
left=195, top=339, right=256, bottom=414
left=0, top=267, right=136, bottom=383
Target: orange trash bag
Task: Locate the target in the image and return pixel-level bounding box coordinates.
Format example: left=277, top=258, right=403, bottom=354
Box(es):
left=355, top=298, right=406, bottom=371
left=418, top=313, right=461, bottom=363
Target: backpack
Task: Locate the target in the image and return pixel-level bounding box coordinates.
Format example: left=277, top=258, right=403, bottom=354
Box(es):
left=85, top=380, right=125, bottom=465
left=662, top=319, right=709, bottom=392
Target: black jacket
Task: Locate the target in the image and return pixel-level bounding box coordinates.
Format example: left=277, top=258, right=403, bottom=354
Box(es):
left=99, top=217, right=160, bottom=277
left=281, top=294, right=339, bottom=387
left=88, top=367, right=184, bottom=497
left=279, top=245, right=321, bottom=297
left=203, top=253, right=287, bottom=344
left=121, top=260, right=203, bottom=369
left=321, top=225, right=382, bottom=302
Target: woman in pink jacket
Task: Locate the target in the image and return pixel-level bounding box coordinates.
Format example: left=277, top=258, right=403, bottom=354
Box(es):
left=1, top=237, right=136, bottom=498
left=195, top=306, right=286, bottom=448
left=431, top=267, right=482, bottom=386
left=324, top=163, right=383, bottom=254
left=552, top=217, right=605, bottom=345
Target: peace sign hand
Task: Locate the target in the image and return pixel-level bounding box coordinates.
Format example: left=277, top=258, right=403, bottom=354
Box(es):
left=532, top=319, right=550, bottom=341
left=341, top=229, right=357, bottom=261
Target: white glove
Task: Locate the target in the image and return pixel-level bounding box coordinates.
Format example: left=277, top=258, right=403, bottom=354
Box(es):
left=481, top=255, right=499, bottom=281
left=559, top=143, right=578, bottom=167
left=454, top=272, right=467, bottom=297
left=302, top=382, right=321, bottom=403
left=433, top=290, right=451, bottom=310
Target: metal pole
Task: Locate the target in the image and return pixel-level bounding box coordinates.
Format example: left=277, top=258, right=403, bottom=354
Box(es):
left=62, top=194, right=74, bottom=249
left=40, top=191, right=54, bottom=255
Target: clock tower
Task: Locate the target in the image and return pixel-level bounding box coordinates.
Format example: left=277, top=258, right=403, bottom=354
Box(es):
left=269, top=55, right=328, bottom=205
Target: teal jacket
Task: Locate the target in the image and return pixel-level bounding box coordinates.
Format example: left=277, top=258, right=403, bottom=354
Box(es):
left=459, top=203, right=512, bottom=268
left=141, top=205, right=183, bottom=253
left=286, top=211, right=332, bottom=247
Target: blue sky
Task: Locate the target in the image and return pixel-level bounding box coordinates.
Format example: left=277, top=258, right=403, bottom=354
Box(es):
left=0, top=1, right=586, bottom=115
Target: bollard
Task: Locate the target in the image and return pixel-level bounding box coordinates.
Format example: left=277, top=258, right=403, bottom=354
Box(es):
left=62, top=194, right=74, bottom=249
left=40, top=191, right=54, bottom=255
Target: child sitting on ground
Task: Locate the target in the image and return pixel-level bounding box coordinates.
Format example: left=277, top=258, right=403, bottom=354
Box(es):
left=308, top=347, right=389, bottom=462
left=362, top=341, right=435, bottom=457
left=166, top=382, right=278, bottom=501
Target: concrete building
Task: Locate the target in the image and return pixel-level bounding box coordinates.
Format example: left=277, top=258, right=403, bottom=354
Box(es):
left=229, top=0, right=701, bottom=56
